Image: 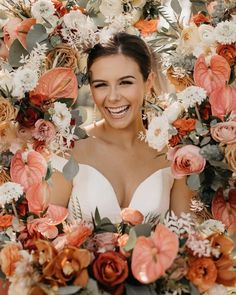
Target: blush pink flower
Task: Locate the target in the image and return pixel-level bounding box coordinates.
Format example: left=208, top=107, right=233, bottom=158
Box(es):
left=168, top=145, right=206, bottom=179
left=3, top=17, right=22, bottom=49
left=209, top=85, right=236, bottom=121
left=211, top=121, right=236, bottom=144
left=33, top=119, right=56, bottom=142
left=120, top=208, right=144, bottom=225
left=131, top=224, right=178, bottom=283
left=194, top=54, right=230, bottom=95
left=93, top=232, right=118, bottom=253
left=0, top=39, right=9, bottom=60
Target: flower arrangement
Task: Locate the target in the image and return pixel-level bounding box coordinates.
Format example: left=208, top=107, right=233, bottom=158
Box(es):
left=0, top=206, right=235, bottom=295
left=145, top=0, right=236, bottom=230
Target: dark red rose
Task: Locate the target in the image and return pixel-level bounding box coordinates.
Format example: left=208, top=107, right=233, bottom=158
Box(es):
left=192, top=13, right=210, bottom=26
left=16, top=108, right=40, bottom=128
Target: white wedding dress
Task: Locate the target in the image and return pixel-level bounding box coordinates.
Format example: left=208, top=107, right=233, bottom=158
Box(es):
left=51, top=155, right=174, bottom=223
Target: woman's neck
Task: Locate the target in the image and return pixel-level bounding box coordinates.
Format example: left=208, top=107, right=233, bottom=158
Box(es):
left=100, top=116, right=146, bottom=149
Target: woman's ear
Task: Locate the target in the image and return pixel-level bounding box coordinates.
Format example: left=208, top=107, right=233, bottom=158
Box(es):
left=145, top=71, right=156, bottom=93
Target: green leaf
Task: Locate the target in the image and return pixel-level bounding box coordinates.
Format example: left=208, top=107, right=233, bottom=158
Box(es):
left=209, top=160, right=230, bottom=170
left=86, top=0, right=102, bottom=14
left=62, top=156, right=79, bottom=181
left=171, top=0, right=181, bottom=14
left=94, top=207, right=101, bottom=224
left=187, top=173, right=201, bottom=191
left=44, top=162, right=53, bottom=181
left=74, top=127, right=88, bottom=139
left=8, top=39, right=29, bottom=67
left=133, top=223, right=152, bottom=237
left=190, top=282, right=201, bottom=295
left=125, top=284, right=157, bottom=295
left=123, top=227, right=137, bottom=251
left=57, top=285, right=81, bottom=295
left=200, top=136, right=211, bottom=146
left=26, top=24, right=51, bottom=52
left=57, top=97, right=74, bottom=108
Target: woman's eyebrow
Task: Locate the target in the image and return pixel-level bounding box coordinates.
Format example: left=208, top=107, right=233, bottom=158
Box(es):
left=91, top=75, right=136, bottom=84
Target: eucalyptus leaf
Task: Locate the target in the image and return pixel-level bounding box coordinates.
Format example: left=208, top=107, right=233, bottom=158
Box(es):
left=62, top=156, right=79, bottom=181
left=171, top=0, right=181, bottom=14
left=187, top=174, right=201, bottom=191
left=209, top=160, right=230, bottom=170
left=91, top=13, right=106, bottom=27
left=74, top=126, right=88, bottom=139
left=190, top=282, right=201, bottom=295
left=126, top=284, right=157, bottom=295
left=133, top=223, right=152, bottom=237
left=200, top=136, right=211, bottom=146
left=57, top=97, right=74, bottom=108
left=123, top=227, right=137, bottom=251
left=26, top=24, right=50, bottom=52
left=8, top=39, right=28, bottom=67
left=95, top=207, right=101, bottom=224
left=58, top=285, right=81, bottom=295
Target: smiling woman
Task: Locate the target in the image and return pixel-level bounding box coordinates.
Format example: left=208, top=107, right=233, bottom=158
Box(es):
left=50, top=32, right=193, bottom=222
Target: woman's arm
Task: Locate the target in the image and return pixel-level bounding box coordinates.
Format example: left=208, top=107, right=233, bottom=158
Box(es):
left=170, top=177, right=195, bottom=216
left=49, top=170, right=72, bottom=207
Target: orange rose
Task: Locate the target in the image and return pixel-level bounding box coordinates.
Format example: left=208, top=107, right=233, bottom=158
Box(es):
left=33, top=240, right=57, bottom=266
left=134, top=19, right=158, bottom=36
left=93, top=251, right=128, bottom=288
left=0, top=215, right=13, bottom=230
left=43, top=247, right=90, bottom=287
left=120, top=208, right=144, bottom=225
left=0, top=243, right=21, bottom=277
left=216, top=43, right=236, bottom=66
left=187, top=257, right=217, bottom=293
left=173, top=118, right=196, bottom=134
left=192, top=13, right=210, bottom=27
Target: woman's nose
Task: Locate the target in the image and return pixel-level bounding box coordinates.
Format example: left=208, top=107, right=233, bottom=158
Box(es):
left=107, top=86, right=120, bottom=102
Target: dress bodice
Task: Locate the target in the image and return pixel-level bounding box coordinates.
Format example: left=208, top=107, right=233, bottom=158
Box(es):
left=51, top=155, right=174, bottom=223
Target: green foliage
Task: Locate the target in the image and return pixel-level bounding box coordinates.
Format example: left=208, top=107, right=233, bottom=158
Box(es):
left=26, top=24, right=51, bottom=52
left=62, top=156, right=79, bottom=181
left=8, top=39, right=28, bottom=67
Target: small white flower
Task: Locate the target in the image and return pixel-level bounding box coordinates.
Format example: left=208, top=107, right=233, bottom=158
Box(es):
left=31, top=0, right=55, bottom=23
left=198, top=24, right=216, bottom=45
left=177, top=86, right=207, bottom=109
left=12, top=68, right=38, bottom=94
left=187, top=236, right=212, bottom=257
left=100, top=0, right=123, bottom=17
left=163, top=101, right=183, bottom=123
left=0, top=182, right=24, bottom=205
left=214, top=21, right=236, bottom=44
left=206, top=284, right=228, bottom=295
left=52, top=102, right=72, bottom=130
left=146, top=115, right=171, bottom=151
left=0, top=69, right=14, bottom=93
left=198, top=219, right=225, bottom=237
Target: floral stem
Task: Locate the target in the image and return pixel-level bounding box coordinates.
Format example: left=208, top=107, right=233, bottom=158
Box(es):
left=11, top=200, right=19, bottom=222
left=195, top=104, right=202, bottom=123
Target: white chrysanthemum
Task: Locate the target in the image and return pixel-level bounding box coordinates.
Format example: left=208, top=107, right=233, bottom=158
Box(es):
left=163, top=101, right=183, bottom=123
left=12, top=68, right=38, bottom=94
left=100, top=0, right=123, bottom=17
left=214, top=21, right=236, bottom=44
left=63, top=10, right=86, bottom=29
left=206, top=284, right=228, bottom=295
left=0, top=182, right=24, bottom=205
left=130, top=0, right=147, bottom=8
left=0, top=69, right=14, bottom=93
left=198, top=219, right=225, bottom=237
left=145, top=115, right=170, bottom=151
left=52, top=102, right=72, bottom=130
left=177, top=86, right=207, bottom=109
left=31, top=0, right=55, bottom=23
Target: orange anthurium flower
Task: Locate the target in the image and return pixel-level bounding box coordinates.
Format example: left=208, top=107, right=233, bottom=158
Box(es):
left=212, top=188, right=236, bottom=233
left=194, top=54, right=230, bottom=95
left=208, top=233, right=234, bottom=256
left=30, top=67, right=78, bottom=107
left=131, top=224, right=178, bottom=283
left=10, top=150, right=47, bottom=191
left=215, top=255, right=236, bottom=287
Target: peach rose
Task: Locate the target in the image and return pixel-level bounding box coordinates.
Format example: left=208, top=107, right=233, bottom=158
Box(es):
left=33, top=240, right=57, bottom=266
left=0, top=39, right=9, bottom=60
left=0, top=214, right=13, bottom=230
left=0, top=96, right=16, bottom=124
left=0, top=169, right=11, bottom=185
left=211, top=121, right=236, bottom=144
left=168, top=145, right=206, bottom=179
left=120, top=208, right=144, bottom=225
left=187, top=257, right=217, bottom=293
left=216, top=43, right=236, bottom=66
left=33, top=119, right=56, bottom=142
left=92, top=251, right=128, bottom=287
left=224, top=143, right=236, bottom=173
left=167, top=67, right=194, bottom=92
left=0, top=243, right=21, bottom=277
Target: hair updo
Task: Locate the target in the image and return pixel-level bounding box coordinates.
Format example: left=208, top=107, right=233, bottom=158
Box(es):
left=87, top=32, right=152, bottom=82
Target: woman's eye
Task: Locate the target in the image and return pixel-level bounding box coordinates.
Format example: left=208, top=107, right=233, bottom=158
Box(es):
left=120, top=80, right=133, bottom=85
left=94, top=83, right=107, bottom=88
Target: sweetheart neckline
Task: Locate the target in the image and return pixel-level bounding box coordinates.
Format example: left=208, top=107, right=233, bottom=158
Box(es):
left=77, top=163, right=171, bottom=211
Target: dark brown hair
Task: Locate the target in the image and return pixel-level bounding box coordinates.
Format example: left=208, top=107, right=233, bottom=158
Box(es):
left=87, top=32, right=152, bottom=82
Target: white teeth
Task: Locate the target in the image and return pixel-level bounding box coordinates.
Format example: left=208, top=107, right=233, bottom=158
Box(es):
left=107, top=105, right=129, bottom=114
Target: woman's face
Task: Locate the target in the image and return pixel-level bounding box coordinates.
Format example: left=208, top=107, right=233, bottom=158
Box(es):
left=89, top=54, right=153, bottom=129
